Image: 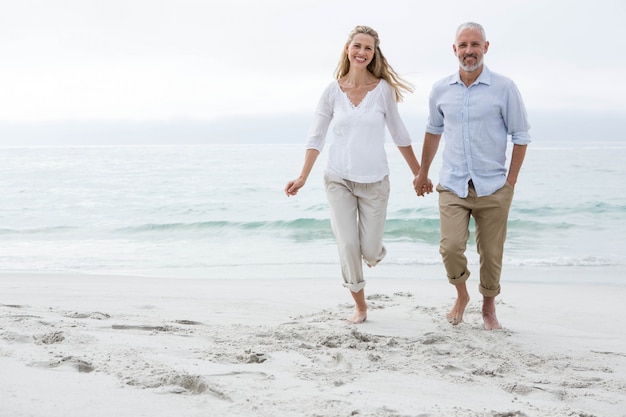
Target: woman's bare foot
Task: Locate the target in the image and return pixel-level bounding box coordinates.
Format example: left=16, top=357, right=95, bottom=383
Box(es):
left=446, top=282, right=470, bottom=326
left=347, top=289, right=367, bottom=324
left=482, top=296, right=501, bottom=330
left=347, top=310, right=367, bottom=324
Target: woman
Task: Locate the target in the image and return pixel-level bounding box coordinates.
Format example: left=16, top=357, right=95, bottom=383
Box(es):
left=285, top=25, right=430, bottom=324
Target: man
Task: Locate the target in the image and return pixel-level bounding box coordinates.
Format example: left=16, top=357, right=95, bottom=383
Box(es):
left=414, top=22, right=531, bottom=330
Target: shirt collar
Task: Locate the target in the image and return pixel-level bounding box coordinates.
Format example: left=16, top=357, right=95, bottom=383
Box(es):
left=449, top=65, right=492, bottom=86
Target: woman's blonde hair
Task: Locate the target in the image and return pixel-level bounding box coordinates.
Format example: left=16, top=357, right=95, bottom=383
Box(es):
left=334, top=25, right=413, bottom=102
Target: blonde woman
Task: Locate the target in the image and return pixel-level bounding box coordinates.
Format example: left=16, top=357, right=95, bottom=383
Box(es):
left=285, top=25, right=431, bottom=324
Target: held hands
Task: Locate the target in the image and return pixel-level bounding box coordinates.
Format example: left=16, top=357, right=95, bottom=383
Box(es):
left=413, top=172, right=434, bottom=197
left=287, top=174, right=434, bottom=197
left=284, top=177, right=306, bottom=197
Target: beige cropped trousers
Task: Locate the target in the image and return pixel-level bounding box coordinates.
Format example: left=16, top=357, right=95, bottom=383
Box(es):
left=324, top=173, right=390, bottom=293
left=437, top=181, right=514, bottom=297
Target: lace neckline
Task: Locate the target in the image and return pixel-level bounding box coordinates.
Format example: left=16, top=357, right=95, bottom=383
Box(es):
left=337, top=80, right=381, bottom=109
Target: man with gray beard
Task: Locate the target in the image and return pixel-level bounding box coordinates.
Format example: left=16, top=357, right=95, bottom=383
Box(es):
left=413, top=22, right=531, bottom=330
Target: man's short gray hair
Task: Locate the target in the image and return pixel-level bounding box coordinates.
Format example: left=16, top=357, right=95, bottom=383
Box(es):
left=456, top=22, right=486, bottom=42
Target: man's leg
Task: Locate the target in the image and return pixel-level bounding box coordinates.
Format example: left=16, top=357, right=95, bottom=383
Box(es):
left=438, top=185, right=472, bottom=325
left=473, top=183, right=514, bottom=330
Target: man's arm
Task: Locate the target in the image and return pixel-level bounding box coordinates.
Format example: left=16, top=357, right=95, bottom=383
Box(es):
left=414, top=132, right=442, bottom=196
left=507, top=144, right=527, bottom=188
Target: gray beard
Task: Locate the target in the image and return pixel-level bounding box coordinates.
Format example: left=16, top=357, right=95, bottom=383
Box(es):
left=459, top=56, right=482, bottom=72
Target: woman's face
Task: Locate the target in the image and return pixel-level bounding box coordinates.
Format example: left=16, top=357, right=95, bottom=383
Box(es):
left=346, top=33, right=376, bottom=68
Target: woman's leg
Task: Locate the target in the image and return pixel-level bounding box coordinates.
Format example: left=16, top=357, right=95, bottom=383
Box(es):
left=325, top=174, right=364, bottom=291
left=356, top=176, right=390, bottom=268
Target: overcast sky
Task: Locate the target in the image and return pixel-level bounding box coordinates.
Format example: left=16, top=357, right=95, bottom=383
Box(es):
left=1, top=0, right=624, bottom=143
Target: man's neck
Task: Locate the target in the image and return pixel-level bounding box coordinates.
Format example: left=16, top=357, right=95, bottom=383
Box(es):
left=459, top=66, right=484, bottom=87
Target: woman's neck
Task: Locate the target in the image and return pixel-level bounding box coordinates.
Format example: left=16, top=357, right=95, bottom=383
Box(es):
left=341, top=69, right=378, bottom=87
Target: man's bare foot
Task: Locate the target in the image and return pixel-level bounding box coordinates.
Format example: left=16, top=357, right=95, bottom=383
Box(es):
left=446, top=294, right=469, bottom=326
left=347, top=310, right=367, bottom=324
left=482, top=296, right=501, bottom=330
left=482, top=311, right=501, bottom=330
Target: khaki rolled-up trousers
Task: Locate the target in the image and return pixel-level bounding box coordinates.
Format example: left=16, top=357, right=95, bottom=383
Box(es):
left=437, top=181, right=514, bottom=297
left=324, top=173, right=389, bottom=293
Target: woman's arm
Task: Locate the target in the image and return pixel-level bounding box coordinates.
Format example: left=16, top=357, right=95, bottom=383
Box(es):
left=285, top=149, right=320, bottom=196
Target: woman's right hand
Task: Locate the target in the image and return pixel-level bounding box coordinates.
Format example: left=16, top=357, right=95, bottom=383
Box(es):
left=285, top=177, right=305, bottom=196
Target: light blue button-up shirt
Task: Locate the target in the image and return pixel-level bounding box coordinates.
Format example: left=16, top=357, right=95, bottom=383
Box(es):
left=426, top=66, right=531, bottom=198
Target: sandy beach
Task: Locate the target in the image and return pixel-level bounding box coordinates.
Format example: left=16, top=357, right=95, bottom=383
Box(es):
left=1, top=267, right=625, bottom=417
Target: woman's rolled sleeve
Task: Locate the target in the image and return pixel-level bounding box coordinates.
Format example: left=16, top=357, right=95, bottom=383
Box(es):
left=305, top=84, right=335, bottom=151
left=382, top=83, right=412, bottom=146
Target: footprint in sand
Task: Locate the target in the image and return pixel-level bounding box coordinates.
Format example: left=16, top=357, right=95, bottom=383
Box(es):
left=111, top=324, right=174, bottom=332
left=174, top=319, right=203, bottom=325
left=419, top=332, right=451, bottom=345
left=65, top=311, right=111, bottom=320
left=33, top=356, right=95, bottom=373
left=36, top=330, right=65, bottom=345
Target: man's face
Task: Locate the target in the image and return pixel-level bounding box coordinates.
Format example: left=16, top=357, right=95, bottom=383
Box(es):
left=453, top=28, right=489, bottom=72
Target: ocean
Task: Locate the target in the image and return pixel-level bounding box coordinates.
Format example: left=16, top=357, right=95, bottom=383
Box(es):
left=1, top=141, right=624, bottom=284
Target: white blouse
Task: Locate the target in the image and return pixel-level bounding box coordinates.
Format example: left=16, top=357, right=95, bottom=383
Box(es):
left=305, top=79, right=412, bottom=183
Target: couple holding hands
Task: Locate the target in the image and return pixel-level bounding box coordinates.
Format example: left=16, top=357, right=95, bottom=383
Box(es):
left=285, top=22, right=531, bottom=331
